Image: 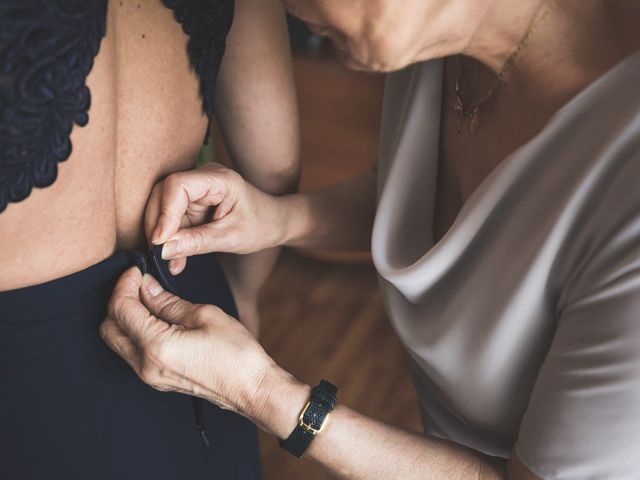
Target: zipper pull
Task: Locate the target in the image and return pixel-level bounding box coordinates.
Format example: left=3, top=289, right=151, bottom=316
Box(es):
left=126, top=250, right=149, bottom=274
left=197, top=426, right=211, bottom=448
left=192, top=397, right=211, bottom=448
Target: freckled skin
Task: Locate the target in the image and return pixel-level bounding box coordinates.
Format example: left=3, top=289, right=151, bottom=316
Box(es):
left=0, top=1, right=207, bottom=289
left=1, top=0, right=301, bottom=335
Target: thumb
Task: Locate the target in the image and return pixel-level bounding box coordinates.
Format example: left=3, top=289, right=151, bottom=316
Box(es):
left=152, top=167, right=233, bottom=245
left=140, top=274, right=204, bottom=328
left=161, top=221, right=238, bottom=259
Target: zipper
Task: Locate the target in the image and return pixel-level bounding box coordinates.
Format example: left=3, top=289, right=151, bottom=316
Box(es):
left=127, top=248, right=212, bottom=448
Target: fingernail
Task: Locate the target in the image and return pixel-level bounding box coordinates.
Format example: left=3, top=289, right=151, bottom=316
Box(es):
left=161, top=240, right=179, bottom=260
left=142, top=274, right=163, bottom=296
left=168, top=259, right=179, bottom=275
left=150, top=228, right=161, bottom=245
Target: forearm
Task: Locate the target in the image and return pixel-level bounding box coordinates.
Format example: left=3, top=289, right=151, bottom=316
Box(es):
left=279, top=168, right=377, bottom=252
left=248, top=368, right=506, bottom=480
left=219, top=139, right=299, bottom=336
left=305, top=406, right=506, bottom=480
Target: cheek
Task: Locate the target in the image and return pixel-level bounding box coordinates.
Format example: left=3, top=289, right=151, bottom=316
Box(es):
left=291, top=0, right=413, bottom=72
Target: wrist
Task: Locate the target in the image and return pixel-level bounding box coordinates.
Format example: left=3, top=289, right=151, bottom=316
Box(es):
left=250, top=365, right=311, bottom=439
left=277, top=193, right=313, bottom=248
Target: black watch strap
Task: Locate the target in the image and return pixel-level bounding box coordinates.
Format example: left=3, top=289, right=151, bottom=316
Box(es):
left=279, top=380, right=338, bottom=457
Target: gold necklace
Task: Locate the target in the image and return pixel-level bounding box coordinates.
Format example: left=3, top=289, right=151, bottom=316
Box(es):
left=453, top=0, right=557, bottom=133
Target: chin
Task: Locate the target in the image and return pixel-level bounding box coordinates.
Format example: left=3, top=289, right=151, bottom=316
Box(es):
left=335, top=48, right=370, bottom=71
left=333, top=46, right=381, bottom=72
left=335, top=43, right=412, bottom=73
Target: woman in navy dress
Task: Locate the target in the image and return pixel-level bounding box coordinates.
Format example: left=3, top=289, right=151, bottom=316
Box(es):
left=0, top=1, right=300, bottom=478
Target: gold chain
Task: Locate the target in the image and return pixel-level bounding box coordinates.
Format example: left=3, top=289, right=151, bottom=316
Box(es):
left=453, top=0, right=558, bottom=133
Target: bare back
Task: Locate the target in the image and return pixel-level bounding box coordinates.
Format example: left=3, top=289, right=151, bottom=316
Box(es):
left=0, top=0, right=211, bottom=290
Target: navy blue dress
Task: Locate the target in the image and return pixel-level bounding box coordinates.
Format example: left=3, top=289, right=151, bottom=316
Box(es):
left=0, top=1, right=261, bottom=478
left=0, top=251, right=261, bottom=479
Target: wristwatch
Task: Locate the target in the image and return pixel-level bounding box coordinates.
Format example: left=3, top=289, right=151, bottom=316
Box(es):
left=279, top=380, right=338, bottom=457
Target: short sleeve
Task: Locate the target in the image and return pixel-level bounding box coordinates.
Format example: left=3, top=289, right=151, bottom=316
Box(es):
left=515, top=213, right=640, bottom=478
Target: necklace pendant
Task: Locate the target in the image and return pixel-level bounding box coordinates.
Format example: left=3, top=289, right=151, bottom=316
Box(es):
left=453, top=92, right=464, bottom=114
left=454, top=108, right=480, bottom=134
left=450, top=0, right=557, bottom=136
left=470, top=107, right=480, bottom=133
left=453, top=91, right=465, bottom=133
left=453, top=87, right=480, bottom=134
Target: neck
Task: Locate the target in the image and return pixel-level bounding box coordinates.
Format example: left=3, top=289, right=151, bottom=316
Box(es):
left=418, top=0, right=639, bottom=98
left=420, top=0, right=638, bottom=71
left=412, top=0, right=546, bottom=71
left=461, top=0, right=549, bottom=74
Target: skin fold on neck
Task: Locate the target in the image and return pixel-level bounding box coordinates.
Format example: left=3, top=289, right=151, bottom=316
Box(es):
left=441, top=0, right=639, bottom=101
left=432, top=0, right=639, bottom=243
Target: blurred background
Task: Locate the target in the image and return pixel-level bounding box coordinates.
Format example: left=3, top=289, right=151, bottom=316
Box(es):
left=210, top=17, right=422, bottom=479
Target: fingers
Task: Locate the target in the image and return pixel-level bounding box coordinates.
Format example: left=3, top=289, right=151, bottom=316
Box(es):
left=111, top=265, right=143, bottom=300
left=160, top=220, right=241, bottom=259
left=144, top=183, right=163, bottom=244
left=99, top=318, right=141, bottom=371
left=168, top=257, right=187, bottom=276
left=146, top=183, right=193, bottom=246
left=151, top=176, right=191, bottom=245
left=106, top=268, right=160, bottom=343
left=140, top=274, right=206, bottom=328
left=151, top=165, right=233, bottom=245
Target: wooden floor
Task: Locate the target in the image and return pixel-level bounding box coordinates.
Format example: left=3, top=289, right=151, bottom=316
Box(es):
left=257, top=250, right=422, bottom=479
left=213, top=52, right=421, bottom=478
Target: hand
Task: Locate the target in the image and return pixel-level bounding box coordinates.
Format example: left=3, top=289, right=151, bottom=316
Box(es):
left=99, top=267, right=279, bottom=416
left=145, top=163, right=289, bottom=275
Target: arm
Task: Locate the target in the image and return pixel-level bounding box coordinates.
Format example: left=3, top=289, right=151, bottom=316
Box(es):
left=278, top=167, right=377, bottom=251
left=215, top=0, right=300, bottom=191
left=148, top=163, right=377, bottom=260
left=101, top=269, right=541, bottom=480
left=112, top=94, right=640, bottom=479
left=209, top=0, right=301, bottom=335
left=136, top=152, right=640, bottom=479
left=257, top=370, right=527, bottom=480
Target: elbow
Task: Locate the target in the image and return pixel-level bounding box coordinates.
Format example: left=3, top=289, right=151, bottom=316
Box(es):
left=241, top=152, right=302, bottom=196
left=265, top=159, right=302, bottom=195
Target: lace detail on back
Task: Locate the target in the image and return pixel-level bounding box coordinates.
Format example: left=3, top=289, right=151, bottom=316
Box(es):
left=162, top=0, right=234, bottom=122
left=0, top=0, right=108, bottom=212
left=0, top=0, right=234, bottom=213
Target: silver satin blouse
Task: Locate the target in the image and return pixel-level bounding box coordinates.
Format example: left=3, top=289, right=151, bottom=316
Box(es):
left=371, top=50, right=640, bottom=479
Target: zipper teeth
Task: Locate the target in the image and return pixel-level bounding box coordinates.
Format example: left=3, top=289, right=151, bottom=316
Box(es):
left=125, top=250, right=149, bottom=274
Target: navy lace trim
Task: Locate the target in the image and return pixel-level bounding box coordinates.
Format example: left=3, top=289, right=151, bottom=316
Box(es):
left=0, top=0, right=108, bottom=213
left=0, top=0, right=234, bottom=213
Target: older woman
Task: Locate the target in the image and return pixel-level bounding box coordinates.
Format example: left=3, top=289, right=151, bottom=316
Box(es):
left=102, top=0, right=640, bottom=478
